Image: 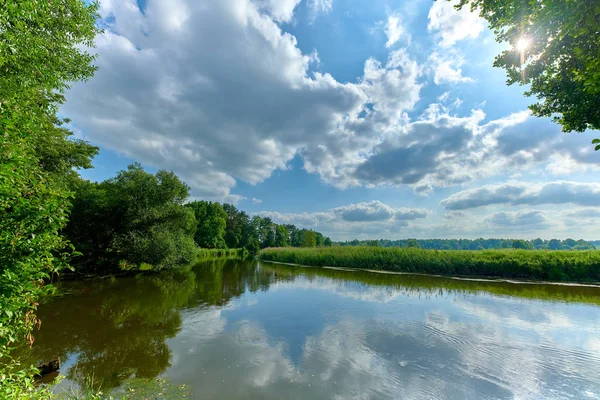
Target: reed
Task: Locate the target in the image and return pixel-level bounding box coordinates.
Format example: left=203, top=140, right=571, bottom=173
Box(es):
left=258, top=246, right=600, bottom=283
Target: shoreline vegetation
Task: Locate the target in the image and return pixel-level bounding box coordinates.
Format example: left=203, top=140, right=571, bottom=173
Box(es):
left=258, top=247, right=600, bottom=283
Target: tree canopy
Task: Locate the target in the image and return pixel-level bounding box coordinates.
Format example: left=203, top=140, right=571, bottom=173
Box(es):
left=456, top=0, right=600, bottom=144
left=0, top=0, right=100, bottom=396
left=65, top=164, right=198, bottom=274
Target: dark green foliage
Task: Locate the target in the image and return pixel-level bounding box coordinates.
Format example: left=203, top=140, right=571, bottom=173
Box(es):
left=259, top=247, right=600, bottom=283
left=511, top=239, right=533, bottom=250
left=220, top=205, right=329, bottom=253
left=65, top=164, right=198, bottom=273
left=223, top=203, right=248, bottom=249
left=406, top=239, right=420, bottom=248
left=456, top=0, right=600, bottom=144
left=186, top=201, right=227, bottom=248
left=275, top=225, right=290, bottom=247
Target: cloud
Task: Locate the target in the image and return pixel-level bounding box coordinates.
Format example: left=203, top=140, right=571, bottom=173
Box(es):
left=256, top=0, right=302, bottom=22
left=441, top=181, right=600, bottom=210
left=565, top=209, right=600, bottom=219
left=257, top=200, right=430, bottom=238
left=351, top=106, right=600, bottom=193
left=427, top=0, right=484, bottom=47
left=437, top=91, right=450, bottom=102
left=252, top=197, right=263, bottom=204
left=426, top=1, right=480, bottom=85
left=384, top=14, right=408, bottom=48
left=66, top=0, right=428, bottom=201
left=66, top=0, right=600, bottom=208
left=429, top=52, right=474, bottom=85
left=484, top=210, right=550, bottom=229
left=331, top=200, right=430, bottom=222
left=300, top=49, right=422, bottom=188
left=308, top=0, right=333, bottom=21
left=353, top=106, right=487, bottom=188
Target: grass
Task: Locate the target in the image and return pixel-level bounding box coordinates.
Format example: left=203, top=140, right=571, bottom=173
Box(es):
left=258, top=246, right=600, bottom=283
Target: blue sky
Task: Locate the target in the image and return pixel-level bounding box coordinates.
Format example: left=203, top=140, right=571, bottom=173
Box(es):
left=67, top=0, right=600, bottom=240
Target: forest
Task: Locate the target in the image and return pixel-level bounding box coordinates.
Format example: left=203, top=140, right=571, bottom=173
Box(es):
left=64, top=163, right=332, bottom=276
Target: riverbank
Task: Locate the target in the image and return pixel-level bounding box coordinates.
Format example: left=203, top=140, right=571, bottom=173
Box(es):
left=258, top=247, right=600, bottom=283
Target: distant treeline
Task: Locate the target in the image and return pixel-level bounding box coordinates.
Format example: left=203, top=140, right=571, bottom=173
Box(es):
left=337, top=238, right=597, bottom=251
left=65, top=163, right=332, bottom=274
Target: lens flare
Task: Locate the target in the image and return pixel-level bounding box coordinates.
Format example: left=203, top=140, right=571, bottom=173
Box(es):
left=516, top=37, right=530, bottom=51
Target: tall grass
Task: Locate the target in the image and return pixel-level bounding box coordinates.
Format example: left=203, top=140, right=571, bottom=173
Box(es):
left=258, top=247, right=600, bottom=283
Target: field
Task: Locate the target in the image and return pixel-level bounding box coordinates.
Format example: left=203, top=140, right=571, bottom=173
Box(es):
left=258, top=246, right=600, bottom=283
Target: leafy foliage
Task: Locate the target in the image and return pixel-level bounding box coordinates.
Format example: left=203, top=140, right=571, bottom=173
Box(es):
left=456, top=0, right=600, bottom=145
left=65, top=164, right=198, bottom=273
left=186, top=201, right=227, bottom=248
left=219, top=204, right=331, bottom=253
left=0, top=0, right=100, bottom=397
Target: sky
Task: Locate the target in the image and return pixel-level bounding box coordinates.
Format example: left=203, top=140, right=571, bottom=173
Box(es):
left=66, top=0, right=600, bottom=241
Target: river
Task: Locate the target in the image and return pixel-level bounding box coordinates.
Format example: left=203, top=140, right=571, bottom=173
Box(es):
left=20, top=258, right=600, bottom=399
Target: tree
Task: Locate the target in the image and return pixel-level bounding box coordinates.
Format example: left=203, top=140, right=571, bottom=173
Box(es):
left=223, top=204, right=247, bottom=249
left=469, top=240, right=481, bottom=250
left=406, top=239, right=420, bottom=248
left=512, top=239, right=533, bottom=250
left=324, top=237, right=333, bottom=247
left=299, top=230, right=317, bottom=248
left=186, top=201, right=227, bottom=249
left=289, top=225, right=302, bottom=247
left=531, top=238, right=545, bottom=249
left=274, top=225, right=290, bottom=247
left=66, top=165, right=198, bottom=272
left=258, top=217, right=276, bottom=248
left=548, top=239, right=561, bottom=250
left=0, top=0, right=100, bottom=395
left=456, top=0, right=600, bottom=145
left=315, top=232, right=325, bottom=247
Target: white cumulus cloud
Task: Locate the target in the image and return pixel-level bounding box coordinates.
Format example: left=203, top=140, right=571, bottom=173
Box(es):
left=427, top=0, right=484, bottom=47
left=385, top=14, right=408, bottom=48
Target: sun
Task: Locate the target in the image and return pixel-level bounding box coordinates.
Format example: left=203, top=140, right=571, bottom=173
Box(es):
left=516, top=37, right=530, bottom=51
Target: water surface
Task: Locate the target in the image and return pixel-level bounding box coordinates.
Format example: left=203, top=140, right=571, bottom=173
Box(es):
left=22, top=259, right=600, bottom=399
